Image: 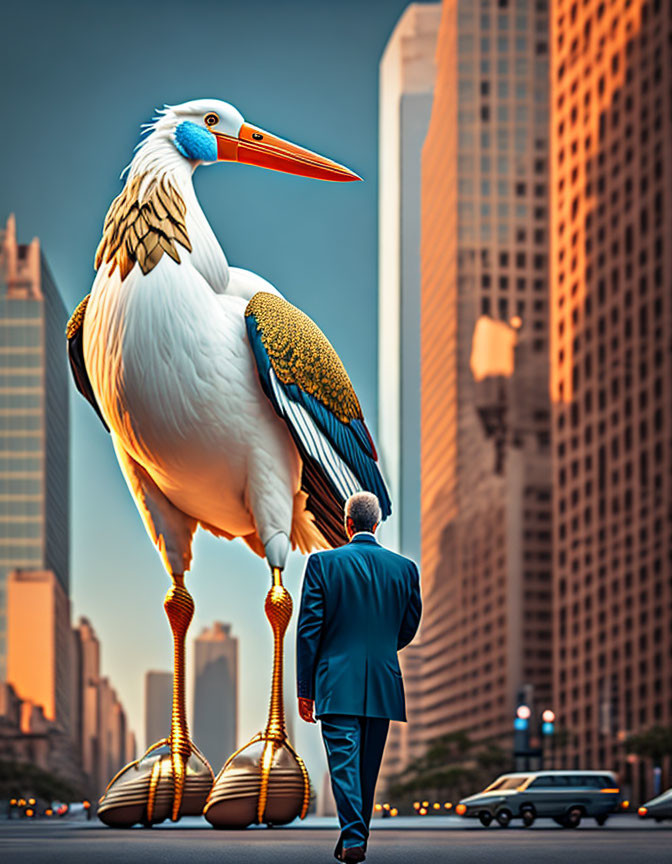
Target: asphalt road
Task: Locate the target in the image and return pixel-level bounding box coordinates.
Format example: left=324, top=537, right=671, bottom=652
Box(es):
left=1, top=816, right=670, bottom=864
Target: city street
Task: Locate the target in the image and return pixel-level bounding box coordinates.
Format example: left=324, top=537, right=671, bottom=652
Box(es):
left=0, top=816, right=669, bottom=864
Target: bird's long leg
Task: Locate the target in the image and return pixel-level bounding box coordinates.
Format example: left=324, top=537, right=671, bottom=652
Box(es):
left=164, top=571, right=195, bottom=822
left=204, top=562, right=310, bottom=827
left=98, top=570, right=213, bottom=828
left=257, top=565, right=298, bottom=823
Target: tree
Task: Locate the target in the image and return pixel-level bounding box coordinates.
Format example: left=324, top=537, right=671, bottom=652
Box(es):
left=626, top=726, right=672, bottom=766
left=387, top=731, right=509, bottom=808
left=0, top=759, right=82, bottom=802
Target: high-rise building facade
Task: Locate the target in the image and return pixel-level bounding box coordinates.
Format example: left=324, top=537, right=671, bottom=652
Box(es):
left=192, top=622, right=238, bottom=771
left=145, top=669, right=172, bottom=751
left=379, top=2, right=440, bottom=565
left=97, top=676, right=132, bottom=792
left=71, top=617, right=102, bottom=787
left=7, top=569, right=72, bottom=733
left=0, top=215, right=70, bottom=679
left=378, top=2, right=440, bottom=786
left=550, top=0, right=671, bottom=800
left=417, top=0, right=553, bottom=754
left=70, top=616, right=135, bottom=795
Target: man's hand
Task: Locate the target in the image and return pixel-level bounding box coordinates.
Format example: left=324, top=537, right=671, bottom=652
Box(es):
left=298, top=697, right=316, bottom=724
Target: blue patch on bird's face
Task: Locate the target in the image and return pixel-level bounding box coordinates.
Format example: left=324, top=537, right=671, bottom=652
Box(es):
left=174, top=121, right=218, bottom=162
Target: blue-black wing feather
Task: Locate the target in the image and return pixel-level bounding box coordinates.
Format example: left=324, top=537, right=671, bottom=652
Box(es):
left=246, top=310, right=391, bottom=547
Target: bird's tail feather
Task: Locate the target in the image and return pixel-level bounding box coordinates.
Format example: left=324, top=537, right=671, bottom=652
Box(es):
left=290, top=488, right=331, bottom=554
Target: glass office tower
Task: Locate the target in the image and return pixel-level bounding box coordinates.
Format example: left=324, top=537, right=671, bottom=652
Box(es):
left=0, top=215, right=70, bottom=679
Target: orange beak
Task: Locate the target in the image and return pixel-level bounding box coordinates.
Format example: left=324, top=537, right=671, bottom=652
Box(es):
left=214, top=123, right=361, bottom=182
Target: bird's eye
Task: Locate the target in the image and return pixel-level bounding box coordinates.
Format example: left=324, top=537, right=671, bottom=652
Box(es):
left=204, top=113, right=219, bottom=127
left=252, top=132, right=263, bottom=141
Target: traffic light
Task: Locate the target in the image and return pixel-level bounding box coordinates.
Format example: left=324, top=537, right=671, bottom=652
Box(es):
left=514, top=704, right=531, bottom=730
left=542, top=709, right=555, bottom=735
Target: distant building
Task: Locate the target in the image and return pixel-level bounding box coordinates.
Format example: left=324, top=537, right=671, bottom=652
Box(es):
left=97, top=676, right=130, bottom=792
left=125, top=728, right=136, bottom=766
left=145, top=670, right=172, bottom=751
left=0, top=679, right=78, bottom=787
left=550, top=0, right=672, bottom=801
left=416, top=0, right=553, bottom=756
left=378, top=2, right=440, bottom=564
left=0, top=215, right=70, bottom=680
left=192, top=622, right=238, bottom=772
left=316, top=770, right=337, bottom=817
left=71, top=618, right=100, bottom=784
left=70, top=616, right=134, bottom=795
left=377, top=3, right=440, bottom=788
left=7, top=569, right=72, bottom=734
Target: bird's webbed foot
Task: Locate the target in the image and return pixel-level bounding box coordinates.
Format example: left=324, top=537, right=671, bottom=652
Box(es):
left=97, top=736, right=214, bottom=827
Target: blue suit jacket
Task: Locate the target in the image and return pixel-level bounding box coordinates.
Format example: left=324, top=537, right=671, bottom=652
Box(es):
left=296, top=533, right=422, bottom=722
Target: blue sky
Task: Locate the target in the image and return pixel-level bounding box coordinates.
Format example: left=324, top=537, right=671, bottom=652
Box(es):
left=1, top=0, right=432, bottom=787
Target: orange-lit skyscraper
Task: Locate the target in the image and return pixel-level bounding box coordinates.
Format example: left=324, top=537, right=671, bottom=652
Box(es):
left=7, top=569, right=72, bottom=733
left=550, top=0, right=671, bottom=800
left=418, top=0, right=554, bottom=755
left=0, top=215, right=70, bottom=680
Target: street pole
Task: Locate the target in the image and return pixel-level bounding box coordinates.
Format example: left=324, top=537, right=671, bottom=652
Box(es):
left=541, top=710, right=555, bottom=771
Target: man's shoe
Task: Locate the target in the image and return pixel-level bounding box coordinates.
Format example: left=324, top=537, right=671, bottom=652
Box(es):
left=341, top=847, right=366, bottom=863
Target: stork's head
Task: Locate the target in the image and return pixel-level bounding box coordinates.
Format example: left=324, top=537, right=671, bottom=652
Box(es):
left=145, top=99, right=361, bottom=182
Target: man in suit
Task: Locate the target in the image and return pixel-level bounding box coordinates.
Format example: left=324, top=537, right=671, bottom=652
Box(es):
left=296, top=491, right=422, bottom=863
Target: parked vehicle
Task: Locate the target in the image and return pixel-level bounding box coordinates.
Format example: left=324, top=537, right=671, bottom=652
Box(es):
left=455, top=770, right=620, bottom=828
left=638, top=787, right=672, bottom=822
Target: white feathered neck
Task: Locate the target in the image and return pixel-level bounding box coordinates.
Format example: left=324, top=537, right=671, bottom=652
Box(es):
left=121, top=121, right=230, bottom=293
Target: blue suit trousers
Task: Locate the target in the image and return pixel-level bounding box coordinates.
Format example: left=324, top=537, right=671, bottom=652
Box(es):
left=320, top=715, right=390, bottom=852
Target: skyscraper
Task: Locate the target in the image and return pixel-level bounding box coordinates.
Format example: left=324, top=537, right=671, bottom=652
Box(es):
left=378, top=3, right=440, bottom=785
left=72, top=617, right=102, bottom=787
left=417, top=0, right=553, bottom=754
left=145, top=669, right=172, bottom=751
left=0, top=215, right=70, bottom=679
left=7, top=569, right=72, bottom=734
left=550, top=0, right=671, bottom=801
left=97, top=676, right=131, bottom=792
left=378, top=2, right=440, bottom=565
left=70, top=616, right=135, bottom=795
left=192, top=622, right=238, bottom=772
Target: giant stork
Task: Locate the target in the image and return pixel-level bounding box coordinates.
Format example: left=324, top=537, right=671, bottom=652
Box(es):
left=66, top=99, right=390, bottom=829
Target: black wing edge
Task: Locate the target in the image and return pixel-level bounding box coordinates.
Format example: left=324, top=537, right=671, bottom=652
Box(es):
left=66, top=299, right=110, bottom=433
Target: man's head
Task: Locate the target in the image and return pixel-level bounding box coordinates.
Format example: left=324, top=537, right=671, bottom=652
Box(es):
left=344, top=492, right=381, bottom=539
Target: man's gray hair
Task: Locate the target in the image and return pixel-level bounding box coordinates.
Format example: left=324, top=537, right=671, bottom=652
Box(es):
left=345, top=492, right=382, bottom=534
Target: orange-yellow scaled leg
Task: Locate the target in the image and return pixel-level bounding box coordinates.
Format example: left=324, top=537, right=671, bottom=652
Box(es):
left=256, top=566, right=310, bottom=823
left=164, top=572, right=195, bottom=822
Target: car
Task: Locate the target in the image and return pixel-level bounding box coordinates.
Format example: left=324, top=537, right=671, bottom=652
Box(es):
left=638, top=787, right=672, bottom=822
left=455, top=770, right=621, bottom=828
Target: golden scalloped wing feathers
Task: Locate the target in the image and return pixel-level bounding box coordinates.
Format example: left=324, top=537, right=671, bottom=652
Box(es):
left=245, top=292, right=362, bottom=423
left=65, top=293, right=90, bottom=340
left=244, top=292, right=391, bottom=542
left=94, top=174, right=192, bottom=281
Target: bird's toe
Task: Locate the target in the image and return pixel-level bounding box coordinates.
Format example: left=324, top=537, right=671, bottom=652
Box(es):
left=97, top=738, right=213, bottom=827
